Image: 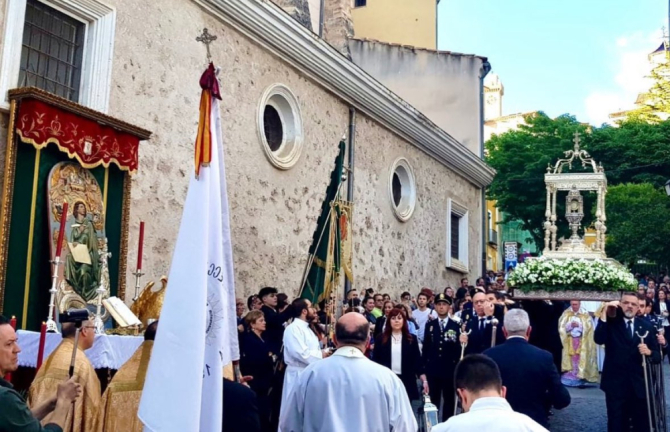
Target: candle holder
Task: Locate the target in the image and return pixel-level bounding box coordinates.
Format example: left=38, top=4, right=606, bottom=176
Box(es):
left=132, top=269, right=145, bottom=302
left=94, top=240, right=112, bottom=334
left=94, top=285, right=106, bottom=334
left=46, top=256, right=62, bottom=333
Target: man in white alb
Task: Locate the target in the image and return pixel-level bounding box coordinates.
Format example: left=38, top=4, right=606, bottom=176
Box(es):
left=412, top=290, right=437, bottom=345
left=279, top=298, right=329, bottom=423
left=432, top=354, right=547, bottom=432
left=280, top=312, right=418, bottom=432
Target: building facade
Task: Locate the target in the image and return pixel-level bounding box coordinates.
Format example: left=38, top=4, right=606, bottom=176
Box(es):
left=0, top=0, right=493, bottom=327
left=351, top=0, right=437, bottom=50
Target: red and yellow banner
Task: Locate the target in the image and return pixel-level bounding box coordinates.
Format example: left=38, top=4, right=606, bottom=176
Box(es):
left=194, top=63, right=221, bottom=177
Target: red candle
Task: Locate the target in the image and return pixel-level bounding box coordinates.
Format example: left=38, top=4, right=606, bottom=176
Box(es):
left=137, top=221, right=145, bottom=270
left=55, top=202, right=68, bottom=258
left=36, top=322, right=47, bottom=371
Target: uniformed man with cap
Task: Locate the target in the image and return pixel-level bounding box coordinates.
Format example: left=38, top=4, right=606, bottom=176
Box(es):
left=422, top=293, right=464, bottom=422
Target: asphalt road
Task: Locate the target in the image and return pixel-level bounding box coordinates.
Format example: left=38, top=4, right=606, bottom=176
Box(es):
left=549, top=364, right=670, bottom=432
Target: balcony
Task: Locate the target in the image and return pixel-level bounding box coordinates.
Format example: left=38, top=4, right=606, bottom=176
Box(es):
left=488, top=229, right=498, bottom=246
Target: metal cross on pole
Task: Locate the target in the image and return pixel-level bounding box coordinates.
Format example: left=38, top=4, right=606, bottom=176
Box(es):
left=196, top=28, right=217, bottom=62
left=573, top=131, right=581, bottom=150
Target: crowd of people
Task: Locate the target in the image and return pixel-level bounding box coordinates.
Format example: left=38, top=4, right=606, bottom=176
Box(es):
left=231, top=271, right=670, bottom=432
left=1, top=269, right=668, bottom=431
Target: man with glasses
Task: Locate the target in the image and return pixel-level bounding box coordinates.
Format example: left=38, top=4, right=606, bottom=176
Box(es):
left=463, top=292, right=505, bottom=354
left=28, top=317, right=101, bottom=432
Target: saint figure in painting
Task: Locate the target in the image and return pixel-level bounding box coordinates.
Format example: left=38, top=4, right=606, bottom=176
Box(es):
left=65, top=201, right=100, bottom=301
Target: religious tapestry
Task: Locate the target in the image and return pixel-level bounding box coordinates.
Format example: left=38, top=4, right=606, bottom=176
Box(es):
left=0, top=88, right=151, bottom=330
left=48, top=162, right=110, bottom=316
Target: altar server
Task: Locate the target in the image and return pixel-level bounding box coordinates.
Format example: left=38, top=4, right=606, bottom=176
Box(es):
left=279, top=299, right=327, bottom=421
left=29, top=319, right=101, bottom=432
left=279, top=312, right=417, bottom=432
left=94, top=321, right=158, bottom=432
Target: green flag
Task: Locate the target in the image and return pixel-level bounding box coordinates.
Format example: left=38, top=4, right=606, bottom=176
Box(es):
left=299, top=141, right=346, bottom=304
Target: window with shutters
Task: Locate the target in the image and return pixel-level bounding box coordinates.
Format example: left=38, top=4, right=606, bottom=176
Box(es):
left=446, top=199, right=469, bottom=273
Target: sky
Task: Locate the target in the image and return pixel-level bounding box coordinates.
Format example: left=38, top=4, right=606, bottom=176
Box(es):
left=438, top=0, right=668, bottom=126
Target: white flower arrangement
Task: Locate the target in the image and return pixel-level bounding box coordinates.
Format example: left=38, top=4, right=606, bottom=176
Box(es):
left=507, top=257, right=637, bottom=293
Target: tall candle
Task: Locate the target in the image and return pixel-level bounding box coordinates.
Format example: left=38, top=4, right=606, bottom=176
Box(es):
left=137, top=221, right=145, bottom=270
left=55, top=202, right=68, bottom=258
left=36, top=322, right=47, bottom=370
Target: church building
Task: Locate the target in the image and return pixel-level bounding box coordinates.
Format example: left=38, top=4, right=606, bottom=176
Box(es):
left=0, top=0, right=493, bottom=329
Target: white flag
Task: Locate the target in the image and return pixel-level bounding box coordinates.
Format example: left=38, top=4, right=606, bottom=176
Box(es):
left=139, top=65, right=239, bottom=432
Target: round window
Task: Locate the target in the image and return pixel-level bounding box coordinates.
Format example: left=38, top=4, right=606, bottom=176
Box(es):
left=388, top=158, right=417, bottom=222
left=257, top=84, right=304, bottom=170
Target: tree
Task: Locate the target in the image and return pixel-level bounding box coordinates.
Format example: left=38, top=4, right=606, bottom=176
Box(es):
left=628, top=54, right=670, bottom=123
left=588, top=119, right=670, bottom=188
left=605, top=183, right=670, bottom=268
left=485, top=113, right=591, bottom=250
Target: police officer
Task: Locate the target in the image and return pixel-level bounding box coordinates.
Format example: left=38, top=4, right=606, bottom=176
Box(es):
left=422, top=293, right=463, bottom=421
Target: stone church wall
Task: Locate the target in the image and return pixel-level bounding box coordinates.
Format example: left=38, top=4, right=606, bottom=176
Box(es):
left=0, top=0, right=482, bottom=301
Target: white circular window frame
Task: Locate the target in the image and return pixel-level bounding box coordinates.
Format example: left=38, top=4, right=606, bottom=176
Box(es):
left=257, top=83, right=304, bottom=170
left=388, top=157, right=417, bottom=222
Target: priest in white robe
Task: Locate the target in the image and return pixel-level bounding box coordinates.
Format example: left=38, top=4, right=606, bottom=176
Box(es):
left=279, top=299, right=327, bottom=421
left=280, top=312, right=418, bottom=432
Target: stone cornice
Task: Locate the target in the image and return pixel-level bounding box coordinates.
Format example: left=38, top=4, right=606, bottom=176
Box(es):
left=194, top=0, right=495, bottom=188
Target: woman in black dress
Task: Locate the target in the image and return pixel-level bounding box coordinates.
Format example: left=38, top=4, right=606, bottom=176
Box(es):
left=240, top=310, right=274, bottom=429
left=373, top=307, right=428, bottom=413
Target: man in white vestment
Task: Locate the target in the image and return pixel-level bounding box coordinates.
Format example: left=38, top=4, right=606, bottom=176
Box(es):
left=279, top=312, right=418, bottom=432
left=432, top=354, right=547, bottom=432
left=279, top=298, right=328, bottom=421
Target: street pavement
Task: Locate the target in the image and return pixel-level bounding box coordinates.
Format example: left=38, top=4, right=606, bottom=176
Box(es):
left=549, top=363, right=670, bottom=431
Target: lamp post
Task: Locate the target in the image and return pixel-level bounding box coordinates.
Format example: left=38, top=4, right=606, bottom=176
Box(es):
left=665, top=179, right=670, bottom=197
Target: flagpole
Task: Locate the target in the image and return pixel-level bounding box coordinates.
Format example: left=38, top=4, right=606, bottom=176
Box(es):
left=297, top=181, right=345, bottom=296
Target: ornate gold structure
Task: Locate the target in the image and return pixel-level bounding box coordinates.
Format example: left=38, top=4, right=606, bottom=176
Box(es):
left=0, top=88, right=151, bottom=318
left=130, top=276, right=166, bottom=328
left=543, top=132, right=608, bottom=260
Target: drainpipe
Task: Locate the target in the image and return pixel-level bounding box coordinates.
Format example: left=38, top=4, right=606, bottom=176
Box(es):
left=480, top=60, right=491, bottom=277
left=344, top=107, right=356, bottom=299
left=319, top=0, right=325, bottom=38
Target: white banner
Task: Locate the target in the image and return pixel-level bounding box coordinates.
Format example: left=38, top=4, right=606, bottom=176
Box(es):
left=139, top=77, right=238, bottom=432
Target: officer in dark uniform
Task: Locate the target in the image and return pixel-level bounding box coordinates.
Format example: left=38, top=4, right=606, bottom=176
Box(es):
left=422, top=293, right=463, bottom=421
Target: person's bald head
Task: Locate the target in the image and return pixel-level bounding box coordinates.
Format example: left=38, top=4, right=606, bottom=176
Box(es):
left=335, top=312, right=369, bottom=350
left=62, top=319, right=95, bottom=351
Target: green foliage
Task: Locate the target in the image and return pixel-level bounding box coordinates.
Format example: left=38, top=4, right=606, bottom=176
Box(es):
left=485, top=113, right=592, bottom=248
left=589, top=120, right=670, bottom=188
left=605, top=183, right=670, bottom=268
left=628, top=56, right=670, bottom=123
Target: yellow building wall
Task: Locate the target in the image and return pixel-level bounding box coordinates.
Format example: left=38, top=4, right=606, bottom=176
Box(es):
left=351, top=0, right=436, bottom=49
left=486, top=199, right=500, bottom=271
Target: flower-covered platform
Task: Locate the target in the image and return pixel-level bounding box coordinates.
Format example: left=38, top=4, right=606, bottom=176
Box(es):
left=508, top=257, right=637, bottom=301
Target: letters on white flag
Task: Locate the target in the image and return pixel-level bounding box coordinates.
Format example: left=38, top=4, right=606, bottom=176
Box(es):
left=138, top=93, right=238, bottom=432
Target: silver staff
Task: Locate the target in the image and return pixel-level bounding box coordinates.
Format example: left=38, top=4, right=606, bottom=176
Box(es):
left=491, top=317, right=499, bottom=347
left=453, top=326, right=472, bottom=416
left=636, top=330, right=654, bottom=432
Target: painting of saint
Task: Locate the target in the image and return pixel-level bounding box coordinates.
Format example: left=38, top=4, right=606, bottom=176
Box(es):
left=47, top=162, right=106, bottom=311
left=65, top=201, right=101, bottom=301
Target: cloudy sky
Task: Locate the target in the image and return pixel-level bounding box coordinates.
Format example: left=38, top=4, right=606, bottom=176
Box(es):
left=438, top=0, right=667, bottom=126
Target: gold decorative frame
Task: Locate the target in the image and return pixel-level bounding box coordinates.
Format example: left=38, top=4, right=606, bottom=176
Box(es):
left=0, top=88, right=151, bottom=313
left=0, top=100, right=18, bottom=314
